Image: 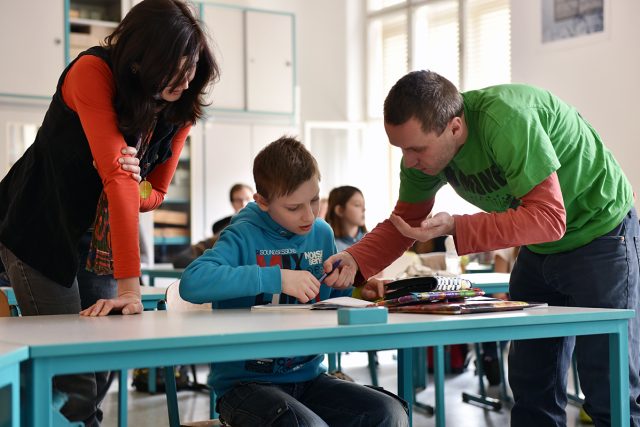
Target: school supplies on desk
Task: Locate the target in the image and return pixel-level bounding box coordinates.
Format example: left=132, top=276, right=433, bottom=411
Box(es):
left=384, top=275, right=473, bottom=299
left=251, top=296, right=374, bottom=311
left=388, top=298, right=548, bottom=315
left=376, top=288, right=486, bottom=307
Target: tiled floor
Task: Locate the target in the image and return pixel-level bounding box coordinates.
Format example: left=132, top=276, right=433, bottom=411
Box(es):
left=100, top=349, right=587, bottom=426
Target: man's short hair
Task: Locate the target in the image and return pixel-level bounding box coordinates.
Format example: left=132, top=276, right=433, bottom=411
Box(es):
left=384, top=70, right=464, bottom=135
left=253, top=136, right=320, bottom=201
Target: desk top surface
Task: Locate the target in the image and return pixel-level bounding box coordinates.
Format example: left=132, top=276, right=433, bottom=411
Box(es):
left=0, top=306, right=631, bottom=358
left=0, top=342, right=28, bottom=367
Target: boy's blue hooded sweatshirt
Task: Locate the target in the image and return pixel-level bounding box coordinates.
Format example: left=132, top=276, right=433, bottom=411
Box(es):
left=180, top=202, right=351, bottom=397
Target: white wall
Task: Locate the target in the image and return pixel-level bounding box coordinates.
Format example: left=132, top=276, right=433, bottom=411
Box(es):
left=511, top=0, right=640, bottom=207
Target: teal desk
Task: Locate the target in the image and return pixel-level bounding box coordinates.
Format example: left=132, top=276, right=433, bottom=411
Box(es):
left=2, top=286, right=166, bottom=313
left=0, top=343, right=28, bottom=427
left=2, top=285, right=165, bottom=426
left=141, top=268, right=183, bottom=287
left=0, top=307, right=632, bottom=427
left=461, top=272, right=510, bottom=294
left=463, top=262, right=494, bottom=274
left=140, top=286, right=167, bottom=311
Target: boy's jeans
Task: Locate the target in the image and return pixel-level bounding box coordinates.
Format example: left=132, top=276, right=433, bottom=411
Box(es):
left=217, top=373, right=409, bottom=427
left=508, top=208, right=640, bottom=427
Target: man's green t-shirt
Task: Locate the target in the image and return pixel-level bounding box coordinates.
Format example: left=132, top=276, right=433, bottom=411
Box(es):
left=398, top=84, right=633, bottom=254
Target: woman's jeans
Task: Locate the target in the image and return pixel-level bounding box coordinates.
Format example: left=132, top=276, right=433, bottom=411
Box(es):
left=0, top=231, right=116, bottom=427
left=508, top=208, right=640, bottom=427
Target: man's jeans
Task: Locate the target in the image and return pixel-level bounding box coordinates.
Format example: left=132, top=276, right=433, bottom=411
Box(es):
left=508, top=208, right=640, bottom=427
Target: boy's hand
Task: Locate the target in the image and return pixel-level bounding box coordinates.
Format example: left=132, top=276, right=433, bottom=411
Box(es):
left=359, top=278, right=386, bottom=301
left=389, top=212, right=455, bottom=241
left=322, top=252, right=357, bottom=289
left=281, top=270, right=321, bottom=303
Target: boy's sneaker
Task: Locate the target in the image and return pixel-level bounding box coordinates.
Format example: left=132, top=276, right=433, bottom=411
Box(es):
left=579, top=406, right=594, bottom=424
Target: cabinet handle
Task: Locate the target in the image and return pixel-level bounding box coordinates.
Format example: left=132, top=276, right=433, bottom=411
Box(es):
left=54, top=38, right=62, bottom=45
left=285, top=61, right=291, bottom=67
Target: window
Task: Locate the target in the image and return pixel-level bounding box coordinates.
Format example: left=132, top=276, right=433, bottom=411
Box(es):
left=366, top=0, right=510, bottom=215
left=367, top=0, right=511, bottom=118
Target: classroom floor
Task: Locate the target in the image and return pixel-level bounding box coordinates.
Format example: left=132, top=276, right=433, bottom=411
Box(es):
left=100, top=349, right=587, bottom=427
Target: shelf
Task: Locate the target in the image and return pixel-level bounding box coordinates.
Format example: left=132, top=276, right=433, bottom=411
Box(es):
left=162, top=198, right=189, bottom=205
left=69, top=17, right=118, bottom=28
left=154, top=236, right=190, bottom=245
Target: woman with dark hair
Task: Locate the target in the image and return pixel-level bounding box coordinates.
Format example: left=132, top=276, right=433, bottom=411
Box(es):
left=0, top=0, right=218, bottom=424
left=325, top=186, right=368, bottom=252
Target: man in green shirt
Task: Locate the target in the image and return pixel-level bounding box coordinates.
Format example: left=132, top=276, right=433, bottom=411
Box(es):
left=324, top=70, right=640, bottom=426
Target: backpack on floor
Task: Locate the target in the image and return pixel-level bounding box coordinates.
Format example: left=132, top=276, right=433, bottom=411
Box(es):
left=131, top=366, right=191, bottom=393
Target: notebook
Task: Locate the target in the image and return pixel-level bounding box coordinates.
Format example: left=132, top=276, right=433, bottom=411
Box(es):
left=384, top=275, right=473, bottom=300
left=251, top=296, right=373, bottom=311
left=388, top=299, right=548, bottom=315
left=376, top=288, right=486, bottom=307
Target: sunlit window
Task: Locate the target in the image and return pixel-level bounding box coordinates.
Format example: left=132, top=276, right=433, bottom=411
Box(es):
left=367, top=0, right=511, bottom=213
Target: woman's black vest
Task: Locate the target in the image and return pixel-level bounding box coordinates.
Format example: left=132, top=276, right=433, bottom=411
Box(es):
left=0, top=47, right=178, bottom=286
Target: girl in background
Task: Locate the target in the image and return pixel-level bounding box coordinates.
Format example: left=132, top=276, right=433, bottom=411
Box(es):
left=325, top=186, right=367, bottom=252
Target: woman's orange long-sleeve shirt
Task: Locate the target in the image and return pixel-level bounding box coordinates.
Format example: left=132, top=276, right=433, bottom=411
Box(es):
left=62, top=55, right=190, bottom=279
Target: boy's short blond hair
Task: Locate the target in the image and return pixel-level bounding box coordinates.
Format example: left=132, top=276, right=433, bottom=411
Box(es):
left=253, top=136, right=320, bottom=201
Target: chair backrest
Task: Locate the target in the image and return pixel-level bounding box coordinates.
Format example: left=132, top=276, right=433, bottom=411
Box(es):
left=381, top=251, right=422, bottom=279
left=0, top=289, right=11, bottom=317
left=164, top=281, right=212, bottom=312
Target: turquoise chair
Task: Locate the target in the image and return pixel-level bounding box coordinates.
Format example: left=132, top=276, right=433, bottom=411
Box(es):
left=162, top=282, right=220, bottom=427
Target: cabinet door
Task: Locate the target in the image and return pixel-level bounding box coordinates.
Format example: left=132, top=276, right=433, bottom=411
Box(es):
left=0, top=0, right=65, bottom=98
left=202, top=5, right=245, bottom=110
left=245, top=11, right=294, bottom=114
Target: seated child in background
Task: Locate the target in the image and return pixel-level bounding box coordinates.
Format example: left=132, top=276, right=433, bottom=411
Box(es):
left=325, top=185, right=368, bottom=252
left=180, top=137, right=408, bottom=427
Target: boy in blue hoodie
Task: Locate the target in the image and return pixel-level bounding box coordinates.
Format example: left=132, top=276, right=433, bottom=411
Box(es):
left=180, top=137, right=408, bottom=427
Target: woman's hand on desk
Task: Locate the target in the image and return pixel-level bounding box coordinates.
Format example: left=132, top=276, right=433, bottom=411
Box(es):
left=80, top=277, right=143, bottom=316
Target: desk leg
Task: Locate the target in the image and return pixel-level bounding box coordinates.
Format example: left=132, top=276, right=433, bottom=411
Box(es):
left=397, top=348, right=413, bottom=427
left=433, top=345, right=445, bottom=427
left=610, top=325, right=630, bottom=426
left=25, top=360, right=52, bottom=427
left=118, top=370, right=128, bottom=427
left=0, top=363, right=20, bottom=427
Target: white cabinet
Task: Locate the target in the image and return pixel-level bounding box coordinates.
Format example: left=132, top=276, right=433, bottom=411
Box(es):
left=0, top=0, right=65, bottom=98
left=201, top=5, right=295, bottom=115
left=1, top=0, right=128, bottom=100
left=246, top=11, right=294, bottom=114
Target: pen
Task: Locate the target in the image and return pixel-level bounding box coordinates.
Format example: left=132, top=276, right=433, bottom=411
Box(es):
left=319, top=260, right=342, bottom=283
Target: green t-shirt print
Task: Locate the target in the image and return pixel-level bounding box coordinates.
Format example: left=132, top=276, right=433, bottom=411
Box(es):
left=398, top=84, right=633, bottom=254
